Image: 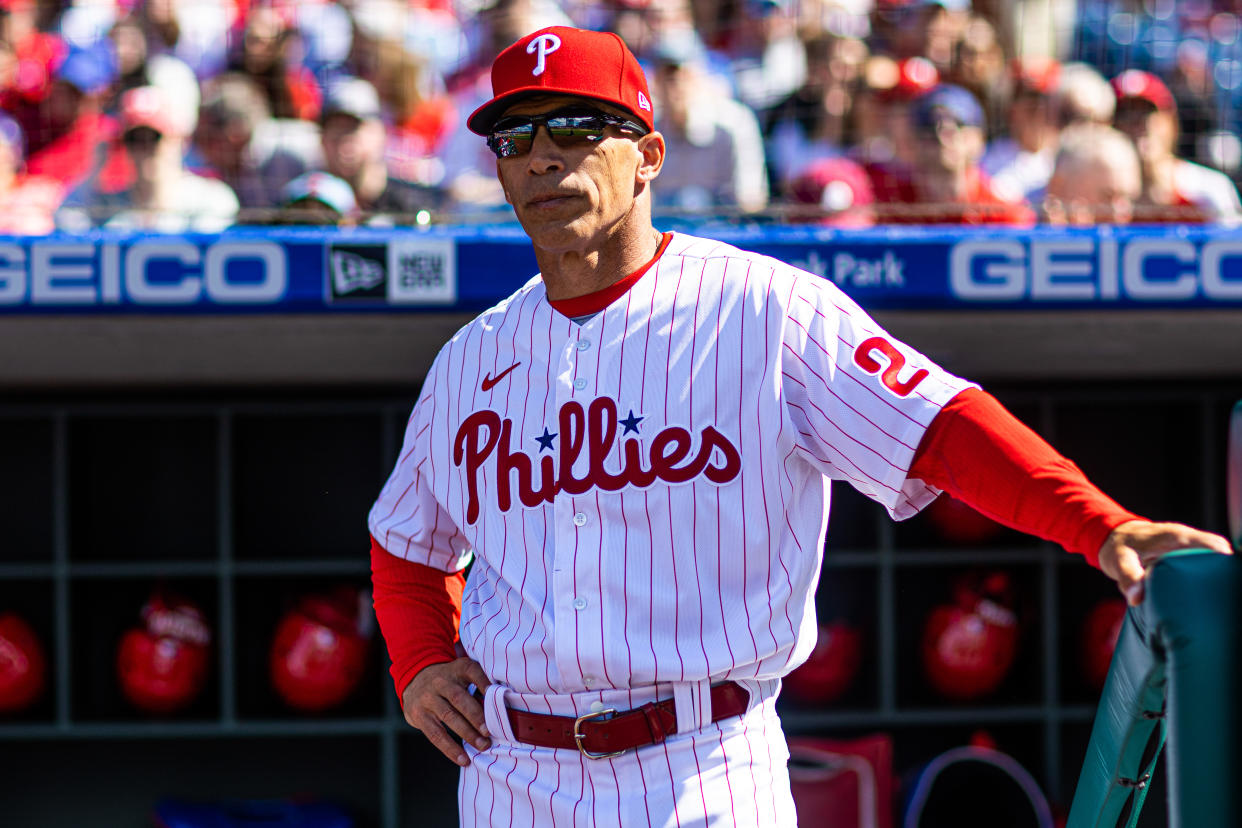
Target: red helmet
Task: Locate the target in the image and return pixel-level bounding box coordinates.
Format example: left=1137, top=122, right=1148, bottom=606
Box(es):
left=269, top=587, right=371, bottom=713
left=921, top=571, right=1020, bottom=701
left=116, top=590, right=212, bottom=715
left=1081, top=598, right=1127, bottom=691
left=0, top=612, right=47, bottom=714
left=925, top=494, right=1005, bottom=545
left=784, top=620, right=863, bottom=706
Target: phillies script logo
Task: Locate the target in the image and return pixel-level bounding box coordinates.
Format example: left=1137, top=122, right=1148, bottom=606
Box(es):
left=453, top=396, right=741, bottom=525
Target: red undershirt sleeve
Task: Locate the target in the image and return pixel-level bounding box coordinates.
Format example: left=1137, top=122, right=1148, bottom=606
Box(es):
left=370, top=536, right=464, bottom=700
left=908, top=387, right=1142, bottom=569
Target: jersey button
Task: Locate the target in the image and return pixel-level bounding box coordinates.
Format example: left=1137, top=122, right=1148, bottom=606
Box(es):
left=577, top=339, right=591, bottom=351
left=572, top=512, right=588, bottom=527
left=572, top=597, right=587, bottom=610
left=573, top=378, right=588, bottom=390
left=583, top=676, right=595, bottom=687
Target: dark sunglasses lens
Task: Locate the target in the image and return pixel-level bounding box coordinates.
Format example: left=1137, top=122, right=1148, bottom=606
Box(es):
left=489, top=112, right=614, bottom=157
left=489, top=124, right=534, bottom=158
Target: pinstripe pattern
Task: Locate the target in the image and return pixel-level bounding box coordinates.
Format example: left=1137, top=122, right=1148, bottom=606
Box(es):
left=370, top=232, right=973, bottom=824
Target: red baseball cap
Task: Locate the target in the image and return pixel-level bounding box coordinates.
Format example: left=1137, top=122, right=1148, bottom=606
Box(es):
left=1011, top=56, right=1060, bottom=96
left=467, top=26, right=654, bottom=136
left=1111, top=69, right=1176, bottom=112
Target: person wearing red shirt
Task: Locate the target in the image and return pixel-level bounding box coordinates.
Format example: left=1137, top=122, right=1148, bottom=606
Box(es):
left=23, top=43, right=117, bottom=190
left=1110, top=69, right=1241, bottom=224
left=875, top=82, right=1035, bottom=224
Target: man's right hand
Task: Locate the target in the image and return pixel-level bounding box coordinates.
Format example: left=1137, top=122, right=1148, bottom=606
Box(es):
left=401, top=657, right=492, bottom=766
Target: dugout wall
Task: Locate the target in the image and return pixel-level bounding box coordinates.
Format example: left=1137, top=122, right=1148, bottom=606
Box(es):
left=0, top=225, right=1238, bottom=828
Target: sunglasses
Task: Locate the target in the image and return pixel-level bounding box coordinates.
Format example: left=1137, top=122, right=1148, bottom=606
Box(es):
left=123, top=127, right=163, bottom=149
left=486, top=107, right=648, bottom=159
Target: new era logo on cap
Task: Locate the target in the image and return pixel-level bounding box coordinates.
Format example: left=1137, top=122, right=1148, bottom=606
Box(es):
left=467, top=26, right=655, bottom=135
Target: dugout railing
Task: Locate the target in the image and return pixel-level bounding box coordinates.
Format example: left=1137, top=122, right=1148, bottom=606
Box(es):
left=1066, top=548, right=1241, bottom=828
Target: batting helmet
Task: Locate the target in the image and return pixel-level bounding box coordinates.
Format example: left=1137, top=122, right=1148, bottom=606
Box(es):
left=0, top=611, right=47, bottom=714
left=116, top=590, right=212, bottom=715
left=921, top=571, right=1020, bottom=701
left=269, top=587, right=370, bottom=713
left=784, top=620, right=863, bottom=706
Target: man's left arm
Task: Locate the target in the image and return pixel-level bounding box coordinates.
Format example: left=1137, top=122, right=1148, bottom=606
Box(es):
left=909, top=388, right=1233, bottom=605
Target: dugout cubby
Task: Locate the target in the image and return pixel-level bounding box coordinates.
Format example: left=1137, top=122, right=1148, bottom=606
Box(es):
left=893, top=562, right=1044, bottom=710
left=0, top=417, right=53, bottom=561
left=0, top=577, right=56, bottom=723
left=232, top=573, right=385, bottom=721
left=69, top=576, right=220, bottom=723
left=0, top=382, right=1233, bottom=828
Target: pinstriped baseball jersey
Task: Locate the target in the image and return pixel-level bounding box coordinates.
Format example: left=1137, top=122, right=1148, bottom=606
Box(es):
left=368, top=231, right=974, bottom=696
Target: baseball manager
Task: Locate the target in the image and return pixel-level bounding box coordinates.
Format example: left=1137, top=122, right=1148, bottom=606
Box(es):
left=368, top=26, right=1231, bottom=827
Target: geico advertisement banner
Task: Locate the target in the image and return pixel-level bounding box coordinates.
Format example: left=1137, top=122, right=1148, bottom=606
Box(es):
left=0, top=226, right=1240, bottom=313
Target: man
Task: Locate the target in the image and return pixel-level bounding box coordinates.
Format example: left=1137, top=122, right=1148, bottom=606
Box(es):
left=876, top=82, right=1035, bottom=224
left=1110, top=69, right=1241, bottom=224
left=981, top=57, right=1062, bottom=204
left=1042, top=123, right=1141, bottom=226
left=649, top=30, right=768, bottom=213
left=60, top=84, right=238, bottom=232
left=318, top=75, right=440, bottom=221
left=369, top=27, right=1231, bottom=826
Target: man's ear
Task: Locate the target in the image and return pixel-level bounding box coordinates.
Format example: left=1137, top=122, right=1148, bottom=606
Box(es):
left=636, top=131, right=665, bottom=184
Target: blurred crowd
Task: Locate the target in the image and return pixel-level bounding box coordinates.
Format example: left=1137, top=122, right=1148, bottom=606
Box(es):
left=0, top=0, right=1240, bottom=232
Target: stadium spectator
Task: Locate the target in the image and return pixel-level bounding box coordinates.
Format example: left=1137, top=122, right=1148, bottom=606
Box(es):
left=763, top=31, right=868, bottom=196
left=982, top=57, right=1062, bottom=204
left=1110, top=69, right=1241, bottom=224
left=358, top=35, right=457, bottom=191
left=0, top=111, right=65, bottom=233
left=876, top=82, right=1035, bottom=224
left=1042, top=123, right=1140, bottom=226
left=193, top=71, right=318, bottom=209
left=23, top=42, right=116, bottom=190
left=949, top=15, right=1006, bottom=138
left=1057, top=61, right=1115, bottom=126
left=788, top=155, right=876, bottom=227
left=849, top=55, right=938, bottom=194
left=318, top=76, right=440, bottom=220
left=0, top=0, right=63, bottom=125
left=60, top=84, right=238, bottom=232
left=650, top=31, right=768, bottom=213
left=871, top=0, right=968, bottom=73
left=279, top=169, right=358, bottom=225
left=724, top=0, right=806, bottom=119
left=227, top=5, right=321, bottom=122
left=107, top=16, right=199, bottom=140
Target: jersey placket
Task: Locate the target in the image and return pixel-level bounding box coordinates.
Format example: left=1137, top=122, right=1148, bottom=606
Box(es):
left=551, top=319, right=607, bottom=691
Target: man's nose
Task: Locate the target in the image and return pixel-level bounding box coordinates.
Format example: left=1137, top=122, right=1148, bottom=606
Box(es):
left=525, top=126, right=565, bottom=173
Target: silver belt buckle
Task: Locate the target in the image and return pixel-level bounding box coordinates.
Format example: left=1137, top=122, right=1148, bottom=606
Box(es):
left=572, top=708, right=625, bottom=759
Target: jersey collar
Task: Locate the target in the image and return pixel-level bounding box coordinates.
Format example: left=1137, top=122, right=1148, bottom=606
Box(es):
left=546, top=232, right=673, bottom=319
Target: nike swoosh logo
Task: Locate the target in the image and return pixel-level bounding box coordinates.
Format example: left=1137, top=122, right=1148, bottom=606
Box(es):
left=481, top=362, right=521, bottom=392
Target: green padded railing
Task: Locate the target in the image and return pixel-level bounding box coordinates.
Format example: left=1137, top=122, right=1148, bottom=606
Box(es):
left=1066, top=549, right=1240, bottom=828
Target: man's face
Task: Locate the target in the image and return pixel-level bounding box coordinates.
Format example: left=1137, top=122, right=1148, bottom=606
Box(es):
left=493, top=95, right=652, bottom=252
left=915, top=109, right=982, bottom=174
left=1048, top=161, right=1136, bottom=225
left=1114, top=100, right=1176, bottom=164
left=124, top=125, right=170, bottom=181
left=321, top=113, right=384, bottom=179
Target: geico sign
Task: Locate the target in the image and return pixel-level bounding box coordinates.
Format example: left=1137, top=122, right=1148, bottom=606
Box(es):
left=950, top=238, right=1242, bottom=301
left=0, top=240, right=287, bottom=305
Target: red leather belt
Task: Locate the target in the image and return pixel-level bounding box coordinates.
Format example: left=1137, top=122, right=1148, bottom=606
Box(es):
left=504, top=681, right=750, bottom=759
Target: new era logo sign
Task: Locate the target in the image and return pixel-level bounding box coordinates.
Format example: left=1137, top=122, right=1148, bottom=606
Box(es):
left=329, top=244, right=387, bottom=301
left=326, top=240, right=457, bottom=306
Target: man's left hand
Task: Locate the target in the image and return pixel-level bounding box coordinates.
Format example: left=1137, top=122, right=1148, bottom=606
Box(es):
left=1097, top=519, right=1233, bottom=606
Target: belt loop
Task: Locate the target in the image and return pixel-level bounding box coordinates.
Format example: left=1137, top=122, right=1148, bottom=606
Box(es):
left=482, top=683, right=516, bottom=744
left=673, top=679, right=714, bottom=734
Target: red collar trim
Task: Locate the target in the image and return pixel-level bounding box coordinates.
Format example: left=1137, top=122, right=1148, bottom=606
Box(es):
left=547, top=232, right=673, bottom=318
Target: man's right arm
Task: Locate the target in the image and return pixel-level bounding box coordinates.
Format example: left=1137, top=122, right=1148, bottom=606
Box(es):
left=370, top=536, right=491, bottom=765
